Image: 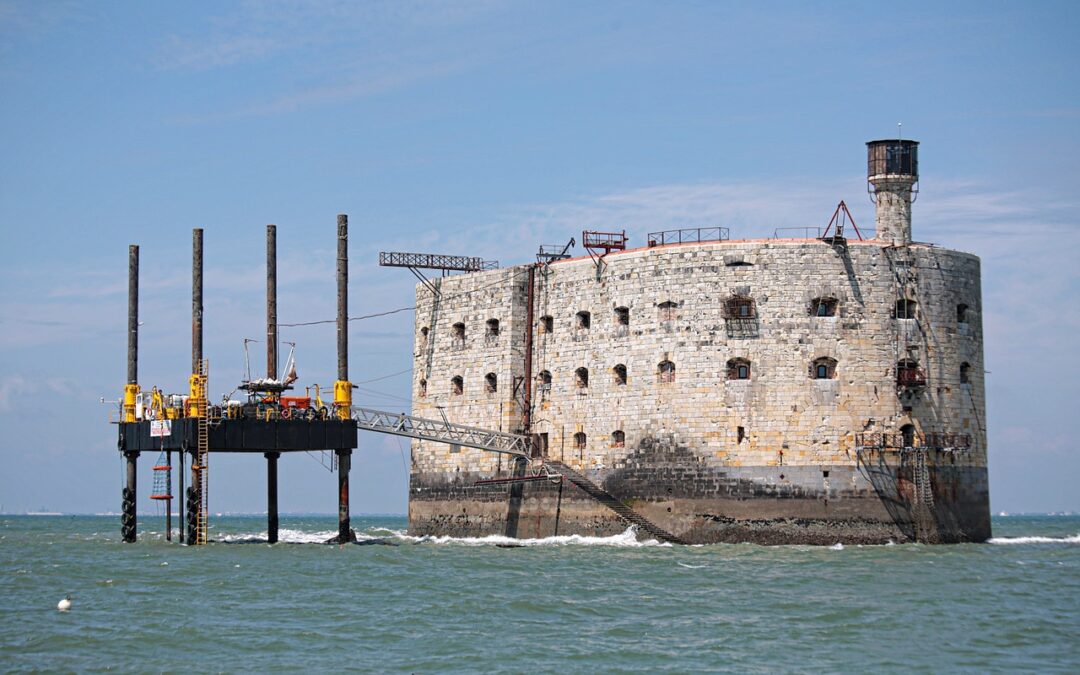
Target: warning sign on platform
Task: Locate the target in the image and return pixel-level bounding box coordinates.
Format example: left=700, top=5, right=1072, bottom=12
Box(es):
left=150, top=420, right=172, bottom=437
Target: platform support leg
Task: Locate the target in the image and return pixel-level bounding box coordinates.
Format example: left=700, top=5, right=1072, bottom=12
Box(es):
left=186, top=449, right=199, bottom=545
left=336, top=449, right=353, bottom=543
left=178, top=445, right=186, bottom=544
left=121, top=451, right=139, bottom=543
left=266, top=452, right=279, bottom=543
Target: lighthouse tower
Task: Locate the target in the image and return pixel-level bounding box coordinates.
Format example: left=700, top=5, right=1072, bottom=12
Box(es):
left=867, top=138, right=919, bottom=245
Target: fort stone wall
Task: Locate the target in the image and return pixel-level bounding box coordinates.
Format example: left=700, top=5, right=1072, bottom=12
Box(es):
left=408, top=238, right=990, bottom=544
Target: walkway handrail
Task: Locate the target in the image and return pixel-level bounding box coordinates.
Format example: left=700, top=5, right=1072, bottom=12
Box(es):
left=351, top=407, right=531, bottom=458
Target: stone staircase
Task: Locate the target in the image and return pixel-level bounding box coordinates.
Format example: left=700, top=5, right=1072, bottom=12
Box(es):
left=545, top=460, right=687, bottom=544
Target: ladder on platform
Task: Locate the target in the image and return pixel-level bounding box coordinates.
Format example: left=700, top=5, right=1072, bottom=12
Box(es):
left=193, top=360, right=209, bottom=545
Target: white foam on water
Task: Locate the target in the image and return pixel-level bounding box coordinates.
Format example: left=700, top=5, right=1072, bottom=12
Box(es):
left=677, top=562, right=707, bottom=568
left=214, top=528, right=402, bottom=545
left=212, top=525, right=667, bottom=547
left=398, top=525, right=669, bottom=547
left=987, top=533, right=1080, bottom=545
left=829, top=543, right=844, bottom=550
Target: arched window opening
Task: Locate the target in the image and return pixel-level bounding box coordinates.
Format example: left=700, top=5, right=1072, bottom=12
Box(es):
left=575, top=367, right=589, bottom=391
left=812, top=357, right=837, bottom=380
left=485, top=372, right=498, bottom=394
left=574, top=432, right=587, bottom=450
left=658, top=301, right=677, bottom=322
left=419, top=379, right=427, bottom=398
left=957, top=304, right=969, bottom=324
left=901, top=424, right=917, bottom=449
left=612, top=430, right=625, bottom=448
left=450, top=376, right=463, bottom=396
left=576, top=311, right=591, bottom=331
left=614, top=307, right=630, bottom=336
left=727, top=358, right=751, bottom=380
left=613, top=364, right=627, bottom=386
left=451, top=322, right=466, bottom=349
left=810, top=297, right=838, bottom=317
left=658, top=360, right=676, bottom=384
left=724, top=296, right=756, bottom=319
left=960, top=362, right=971, bottom=384
left=420, top=326, right=429, bottom=345
left=897, top=359, right=926, bottom=387
left=485, top=319, right=500, bottom=344
left=537, top=370, right=552, bottom=394
left=894, top=299, right=917, bottom=320
left=539, top=315, right=554, bottom=334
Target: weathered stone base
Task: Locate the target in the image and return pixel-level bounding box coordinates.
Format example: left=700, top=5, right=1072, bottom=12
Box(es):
left=408, top=455, right=991, bottom=545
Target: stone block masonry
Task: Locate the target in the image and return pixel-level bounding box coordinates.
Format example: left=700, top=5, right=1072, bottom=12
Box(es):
left=408, top=238, right=990, bottom=544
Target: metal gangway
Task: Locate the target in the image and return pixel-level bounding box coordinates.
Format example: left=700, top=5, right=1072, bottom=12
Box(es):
left=350, top=407, right=531, bottom=460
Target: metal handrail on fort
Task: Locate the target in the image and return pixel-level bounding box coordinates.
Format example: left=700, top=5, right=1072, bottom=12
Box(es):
left=646, top=227, right=729, bottom=247
left=855, top=432, right=972, bottom=452
left=773, top=227, right=822, bottom=239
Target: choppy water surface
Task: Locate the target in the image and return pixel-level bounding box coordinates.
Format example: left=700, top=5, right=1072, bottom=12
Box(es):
left=2, top=515, right=1077, bottom=672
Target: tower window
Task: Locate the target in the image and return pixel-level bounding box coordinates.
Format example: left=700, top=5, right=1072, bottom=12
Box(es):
left=419, top=379, right=427, bottom=398
left=614, top=307, right=630, bottom=336
left=574, top=432, right=587, bottom=450
left=960, top=362, right=971, bottom=384
left=727, top=358, right=751, bottom=380
left=810, top=297, right=838, bottom=317
left=723, top=296, right=756, bottom=319
left=658, top=301, right=677, bottom=322
left=450, top=376, right=463, bottom=396
left=537, top=370, right=552, bottom=393
left=539, top=315, right=554, bottom=334
left=451, top=322, right=466, bottom=349
left=611, top=430, right=625, bottom=448
left=576, top=311, right=591, bottom=331
left=897, top=359, right=926, bottom=387
left=901, top=424, right=917, bottom=449
left=658, top=360, right=676, bottom=384
left=485, top=319, right=500, bottom=343
left=894, top=299, right=917, bottom=320
left=484, top=372, right=498, bottom=394
left=613, top=364, right=627, bottom=386
left=420, top=326, right=429, bottom=345
left=957, top=304, right=969, bottom=324
left=575, top=367, right=589, bottom=390
left=811, top=357, right=837, bottom=380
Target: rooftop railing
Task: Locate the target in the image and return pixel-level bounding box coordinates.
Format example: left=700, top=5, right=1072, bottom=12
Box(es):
left=647, top=227, right=729, bottom=247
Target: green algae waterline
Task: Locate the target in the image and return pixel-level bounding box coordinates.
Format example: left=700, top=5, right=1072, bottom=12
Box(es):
left=2, top=514, right=1077, bottom=672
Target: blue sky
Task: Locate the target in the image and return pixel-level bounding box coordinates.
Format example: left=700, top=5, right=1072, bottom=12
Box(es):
left=1, top=1, right=1077, bottom=515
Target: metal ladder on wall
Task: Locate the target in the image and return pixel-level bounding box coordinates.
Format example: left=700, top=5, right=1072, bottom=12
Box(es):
left=911, top=449, right=936, bottom=541
left=193, top=359, right=209, bottom=545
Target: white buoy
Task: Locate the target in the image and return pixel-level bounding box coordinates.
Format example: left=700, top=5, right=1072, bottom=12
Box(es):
left=57, top=595, right=72, bottom=611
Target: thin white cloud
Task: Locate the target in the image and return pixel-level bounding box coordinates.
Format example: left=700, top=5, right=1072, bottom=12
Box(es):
left=0, top=374, right=82, bottom=413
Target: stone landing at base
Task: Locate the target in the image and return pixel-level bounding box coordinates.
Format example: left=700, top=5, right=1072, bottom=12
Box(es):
left=409, top=458, right=990, bottom=545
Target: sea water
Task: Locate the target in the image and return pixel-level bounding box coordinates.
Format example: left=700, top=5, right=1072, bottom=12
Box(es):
left=1, top=514, right=1077, bottom=672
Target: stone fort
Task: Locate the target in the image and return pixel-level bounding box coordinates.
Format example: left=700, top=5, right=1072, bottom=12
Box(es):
left=407, top=139, right=990, bottom=544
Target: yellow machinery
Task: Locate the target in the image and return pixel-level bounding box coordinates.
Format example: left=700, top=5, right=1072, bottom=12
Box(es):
left=334, top=379, right=352, bottom=420
left=122, top=383, right=140, bottom=423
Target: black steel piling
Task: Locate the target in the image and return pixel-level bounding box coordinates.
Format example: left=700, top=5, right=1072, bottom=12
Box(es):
left=336, top=214, right=352, bottom=543
left=122, top=244, right=139, bottom=543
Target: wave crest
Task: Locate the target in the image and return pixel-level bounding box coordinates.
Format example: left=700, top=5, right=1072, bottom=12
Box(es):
left=987, top=533, right=1080, bottom=545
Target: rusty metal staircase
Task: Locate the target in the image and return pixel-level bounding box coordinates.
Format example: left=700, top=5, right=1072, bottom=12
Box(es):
left=545, top=460, right=687, bottom=544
